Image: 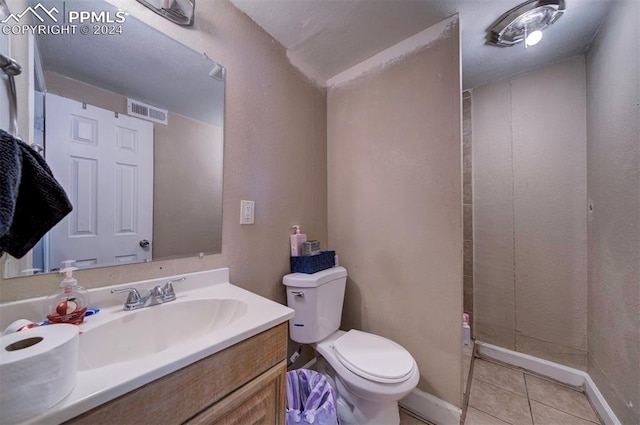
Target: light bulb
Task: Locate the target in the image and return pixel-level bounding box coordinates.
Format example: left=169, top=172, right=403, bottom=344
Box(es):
left=526, top=30, right=543, bottom=46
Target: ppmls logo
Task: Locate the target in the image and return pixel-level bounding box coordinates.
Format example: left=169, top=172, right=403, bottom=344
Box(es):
left=1, top=4, right=59, bottom=23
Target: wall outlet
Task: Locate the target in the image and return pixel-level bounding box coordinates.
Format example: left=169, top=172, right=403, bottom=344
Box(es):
left=240, top=200, right=255, bottom=224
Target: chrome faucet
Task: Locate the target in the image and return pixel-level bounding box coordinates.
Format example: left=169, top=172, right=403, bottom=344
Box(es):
left=111, top=277, right=186, bottom=311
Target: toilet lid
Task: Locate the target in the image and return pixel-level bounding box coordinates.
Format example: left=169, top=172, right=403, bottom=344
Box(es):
left=332, top=330, right=415, bottom=384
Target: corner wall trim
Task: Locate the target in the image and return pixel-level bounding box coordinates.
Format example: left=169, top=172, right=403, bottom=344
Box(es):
left=583, top=373, right=622, bottom=425
left=475, top=341, right=621, bottom=425
left=399, top=388, right=462, bottom=425
left=326, top=15, right=458, bottom=88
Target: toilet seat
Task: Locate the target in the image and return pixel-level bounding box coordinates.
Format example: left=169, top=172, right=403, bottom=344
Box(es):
left=315, top=330, right=419, bottom=402
left=332, top=330, right=415, bottom=384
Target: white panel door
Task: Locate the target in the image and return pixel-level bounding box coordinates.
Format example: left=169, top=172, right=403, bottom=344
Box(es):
left=45, top=94, right=153, bottom=270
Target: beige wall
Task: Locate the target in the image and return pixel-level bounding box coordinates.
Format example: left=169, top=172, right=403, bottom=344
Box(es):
left=327, top=20, right=462, bottom=406
left=44, top=71, right=126, bottom=114
left=1, top=0, right=327, bottom=308
left=472, top=80, right=516, bottom=350
left=153, top=116, right=223, bottom=259
left=586, top=1, right=640, bottom=423
left=472, top=57, right=588, bottom=369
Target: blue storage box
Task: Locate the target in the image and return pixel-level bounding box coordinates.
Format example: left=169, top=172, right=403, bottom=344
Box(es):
left=290, top=251, right=336, bottom=274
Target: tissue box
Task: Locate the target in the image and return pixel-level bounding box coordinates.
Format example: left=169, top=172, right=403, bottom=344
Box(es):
left=290, top=251, right=336, bottom=274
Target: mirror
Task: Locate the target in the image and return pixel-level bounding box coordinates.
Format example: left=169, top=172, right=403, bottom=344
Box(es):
left=3, top=0, right=224, bottom=278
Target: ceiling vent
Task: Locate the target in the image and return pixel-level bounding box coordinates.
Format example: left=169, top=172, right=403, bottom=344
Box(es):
left=127, top=98, right=168, bottom=125
left=488, top=0, right=565, bottom=47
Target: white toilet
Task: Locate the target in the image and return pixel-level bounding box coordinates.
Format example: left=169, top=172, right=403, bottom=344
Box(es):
left=283, top=266, right=419, bottom=425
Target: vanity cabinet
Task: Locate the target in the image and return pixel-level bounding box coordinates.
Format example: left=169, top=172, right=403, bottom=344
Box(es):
left=185, top=362, right=284, bottom=425
left=64, top=323, right=288, bottom=425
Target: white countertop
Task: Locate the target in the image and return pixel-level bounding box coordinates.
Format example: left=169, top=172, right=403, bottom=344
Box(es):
left=0, top=268, right=293, bottom=425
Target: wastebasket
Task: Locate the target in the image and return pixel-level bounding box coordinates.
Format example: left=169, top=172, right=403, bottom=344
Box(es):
left=286, top=369, right=338, bottom=425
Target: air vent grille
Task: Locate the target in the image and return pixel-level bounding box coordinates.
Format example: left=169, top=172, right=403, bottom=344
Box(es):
left=127, top=98, right=168, bottom=125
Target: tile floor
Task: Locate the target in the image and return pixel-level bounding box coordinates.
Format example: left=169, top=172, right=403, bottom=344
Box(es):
left=400, top=353, right=603, bottom=425
left=464, top=358, right=602, bottom=425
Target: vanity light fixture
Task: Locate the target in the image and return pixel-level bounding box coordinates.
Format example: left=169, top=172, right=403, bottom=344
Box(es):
left=488, top=0, right=565, bottom=47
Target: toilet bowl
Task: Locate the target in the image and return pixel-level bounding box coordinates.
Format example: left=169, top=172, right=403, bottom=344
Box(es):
left=314, top=330, right=419, bottom=424
left=283, top=266, right=419, bottom=425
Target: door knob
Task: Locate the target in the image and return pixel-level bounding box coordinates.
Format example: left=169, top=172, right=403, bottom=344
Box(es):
left=139, top=239, right=150, bottom=248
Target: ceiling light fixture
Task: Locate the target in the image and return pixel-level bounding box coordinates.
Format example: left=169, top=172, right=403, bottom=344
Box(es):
left=488, top=0, right=564, bottom=47
left=525, top=30, right=544, bottom=46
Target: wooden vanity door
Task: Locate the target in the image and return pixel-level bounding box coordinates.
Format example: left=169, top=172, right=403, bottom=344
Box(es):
left=184, top=361, right=286, bottom=425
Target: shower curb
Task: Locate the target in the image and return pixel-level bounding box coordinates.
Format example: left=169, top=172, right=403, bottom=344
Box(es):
left=475, top=341, right=621, bottom=425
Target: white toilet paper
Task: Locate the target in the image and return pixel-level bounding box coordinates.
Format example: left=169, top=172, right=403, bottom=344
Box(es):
left=0, top=324, right=79, bottom=424
left=2, top=319, right=35, bottom=335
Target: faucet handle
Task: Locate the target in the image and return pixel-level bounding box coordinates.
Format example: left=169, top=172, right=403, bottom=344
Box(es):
left=150, top=285, right=165, bottom=298
left=110, top=288, right=142, bottom=310
left=162, top=277, right=185, bottom=302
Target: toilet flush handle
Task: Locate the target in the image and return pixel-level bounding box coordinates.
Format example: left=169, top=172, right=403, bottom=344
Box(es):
left=291, top=291, right=304, bottom=297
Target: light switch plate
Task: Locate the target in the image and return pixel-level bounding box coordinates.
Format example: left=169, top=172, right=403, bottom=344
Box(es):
left=240, top=200, right=255, bottom=224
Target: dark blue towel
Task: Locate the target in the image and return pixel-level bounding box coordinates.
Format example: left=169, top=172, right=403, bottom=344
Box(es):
left=0, top=130, right=21, bottom=240
left=0, top=129, right=72, bottom=258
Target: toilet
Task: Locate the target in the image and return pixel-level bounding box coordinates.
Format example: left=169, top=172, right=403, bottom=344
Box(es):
left=283, top=266, right=419, bottom=425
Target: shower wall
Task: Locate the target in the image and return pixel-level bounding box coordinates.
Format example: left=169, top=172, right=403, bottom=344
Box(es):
left=462, top=91, right=474, bottom=321
left=585, top=1, right=640, bottom=423
left=472, top=56, right=588, bottom=369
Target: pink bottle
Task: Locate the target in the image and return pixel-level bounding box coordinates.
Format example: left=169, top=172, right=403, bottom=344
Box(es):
left=290, top=225, right=307, bottom=257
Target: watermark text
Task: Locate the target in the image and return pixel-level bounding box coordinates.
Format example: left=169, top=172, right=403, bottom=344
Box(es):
left=1, top=3, right=127, bottom=36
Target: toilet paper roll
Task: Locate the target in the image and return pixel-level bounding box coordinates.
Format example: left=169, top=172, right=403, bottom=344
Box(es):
left=3, top=319, right=35, bottom=335
left=0, top=324, right=79, bottom=424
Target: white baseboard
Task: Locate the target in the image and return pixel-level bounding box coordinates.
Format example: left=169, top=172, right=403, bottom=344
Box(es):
left=476, top=341, right=620, bottom=425
left=399, top=388, right=462, bottom=425
left=475, top=341, right=585, bottom=386
left=583, top=373, right=622, bottom=425
left=300, top=357, right=317, bottom=370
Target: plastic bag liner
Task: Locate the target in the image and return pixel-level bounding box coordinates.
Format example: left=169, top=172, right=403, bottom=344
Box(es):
left=286, top=369, right=338, bottom=425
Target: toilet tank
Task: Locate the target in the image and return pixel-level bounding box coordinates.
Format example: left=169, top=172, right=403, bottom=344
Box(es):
left=283, top=266, right=347, bottom=344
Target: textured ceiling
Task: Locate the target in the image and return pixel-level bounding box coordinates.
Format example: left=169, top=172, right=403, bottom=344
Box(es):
left=230, top=0, right=613, bottom=89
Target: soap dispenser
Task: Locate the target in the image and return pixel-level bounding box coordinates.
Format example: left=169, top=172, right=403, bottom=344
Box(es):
left=290, top=225, right=307, bottom=256
left=46, top=261, right=89, bottom=325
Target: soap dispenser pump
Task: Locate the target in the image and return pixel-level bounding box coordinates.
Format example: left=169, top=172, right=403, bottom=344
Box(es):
left=46, top=261, right=89, bottom=325
left=290, top=225, right=307, bottom=257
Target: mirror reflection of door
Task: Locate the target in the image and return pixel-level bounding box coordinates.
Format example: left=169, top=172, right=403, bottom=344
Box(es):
left=45, top=93, right=153, bottom=269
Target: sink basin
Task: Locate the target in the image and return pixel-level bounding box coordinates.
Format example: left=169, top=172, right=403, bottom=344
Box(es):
left=78, top=298, right=248, bottom=370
